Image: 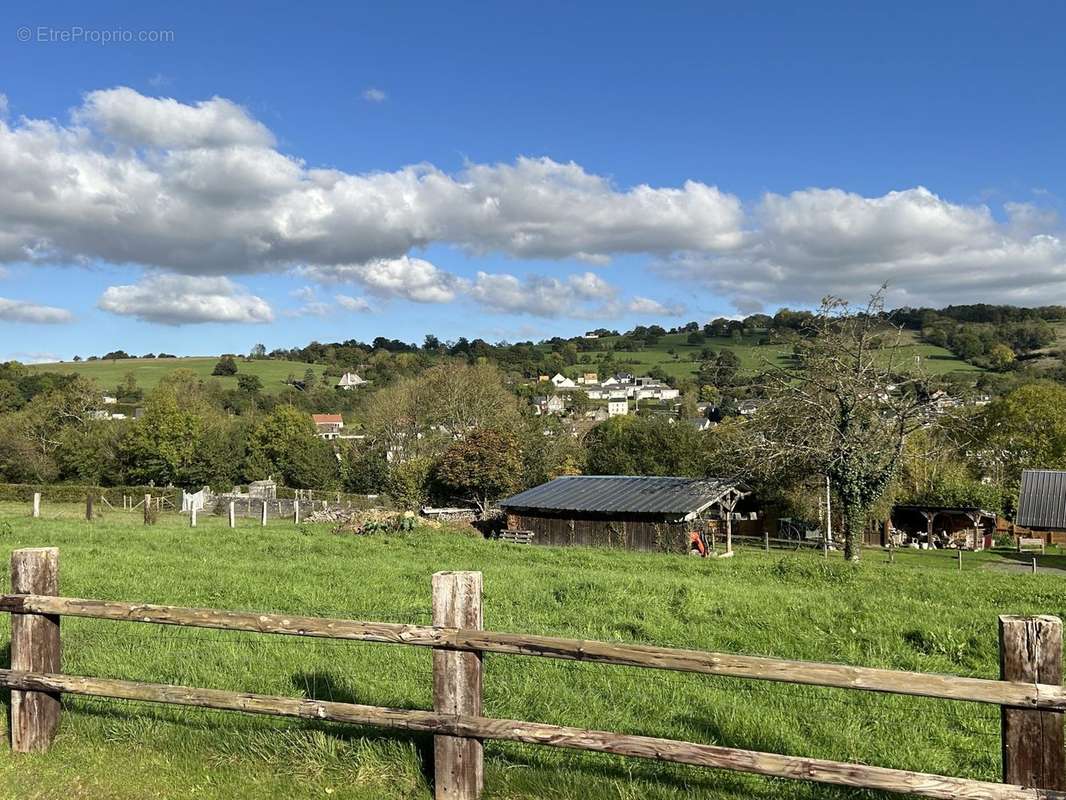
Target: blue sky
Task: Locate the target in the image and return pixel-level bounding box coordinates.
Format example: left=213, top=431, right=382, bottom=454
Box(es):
left=1, top=1, right=1064, bottom=361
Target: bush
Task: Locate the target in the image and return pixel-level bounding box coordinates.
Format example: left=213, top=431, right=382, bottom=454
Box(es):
left=212, top=356, right=239, bottom=376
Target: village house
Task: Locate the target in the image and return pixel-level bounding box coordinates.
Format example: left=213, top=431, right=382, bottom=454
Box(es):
left=533, top=395, right=566, bottom=416
left=335, top=372, right=367, bottom=390
left=607, top=392, right=629, bottom=417
left=577, top=372, right=599, bottom=385
left=312, top=413, right=344, bottom=439
left=551, top=373, right=577, bottom=389
left=737, top=399, right=767, bottom=417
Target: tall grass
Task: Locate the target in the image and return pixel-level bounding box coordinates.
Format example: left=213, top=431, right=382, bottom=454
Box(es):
left=0, top=501, right=1060, bottom=799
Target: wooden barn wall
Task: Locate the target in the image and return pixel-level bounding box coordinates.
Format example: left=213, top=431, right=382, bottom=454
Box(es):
left=505, top=512, right=693, bottom=553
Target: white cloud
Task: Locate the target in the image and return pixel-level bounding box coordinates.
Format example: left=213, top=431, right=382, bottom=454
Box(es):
left=336, top=294, right=372, bottom=312
left=301, top=257, right=464, bottom=303
left=0, top=94, right=7, bottom=117
left=362, top=87, right=387, bottom=103
left=75, top=87, right=274, bottom=149
left=1, top=87, right=1064, bottom=315
left=0, top=297, right=73, bottom=324
left=658, top=186, right=1066, bottom=310
left=7, top=351, right=61, bottom=364
left=98, top=274, right=273, bottom=325
left=625, top=296, right=686, bottom=316
left=0, top=88, right=744, bottom=276
left=466, top=270, right=681, bottom=318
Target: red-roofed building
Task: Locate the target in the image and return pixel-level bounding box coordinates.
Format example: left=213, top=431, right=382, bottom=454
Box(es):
left=312, top=413, right=344, bottom=439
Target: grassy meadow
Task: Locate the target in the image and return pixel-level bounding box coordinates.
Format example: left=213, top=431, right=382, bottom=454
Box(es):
left=0, top=501, right=1062, bottom=800
left=578, top=329, right=981, bottom=381
left=24, top=358, right=329, bottom=395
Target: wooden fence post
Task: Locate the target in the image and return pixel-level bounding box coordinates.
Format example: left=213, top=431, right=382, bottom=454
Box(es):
left=32, top=492, right=41, bottom=519
left=260, top=501, right=268, bottom=527
left=999, top=615, right=1065, bottom=790
left=10, top=547, right=61, bottom=753
left=763, top=530, right=769, bottom=553
left=228, top=501, right=236, bottom=529
left=294, top=500, right=300, bottom=525
left=190, top=506, right=197, bottom=528
left=432, top=571, right=483, bottom=800
left=143, top=494, right=152, bottom=525
left=85, top=493, right=94, bottom=521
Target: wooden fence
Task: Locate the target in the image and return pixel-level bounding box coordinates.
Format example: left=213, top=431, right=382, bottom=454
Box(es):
left=1, top=546, right=1065, bottom=800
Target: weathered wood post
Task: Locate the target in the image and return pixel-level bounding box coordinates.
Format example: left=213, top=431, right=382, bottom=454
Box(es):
left=294, top=500, right=301, bottom=525
left=143, top=494, right=152, bottom=525
left=763, top=529, right=769, bottom=553
left=432, top=571, right=483, bottom=800
left=1033, top=557, right=1038, bottom=575
left=32, top=492, right=41, bottom=519
left=190, top=506, right=197, bottom=527
left=958, top=549, right=963, bottom=571
left=725, top=513, right=733, bottom=555
left=10, top=547, right=61, bottom=753
left=260, top=501, right=268, bottom=527
left=999, top=615, right=1065, bottom=790
left=228, top=501, right=236, bottom=529
left=85, top=493, right=94, bottom=521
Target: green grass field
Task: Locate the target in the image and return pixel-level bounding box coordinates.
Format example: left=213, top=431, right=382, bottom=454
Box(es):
left=25, top=358, right=329, bottom=395
left=579, top=330, right=980, bottom=381
left=0, top=502, right=1060, bottom=800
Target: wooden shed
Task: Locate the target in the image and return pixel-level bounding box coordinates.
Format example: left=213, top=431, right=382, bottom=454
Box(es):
left=499, top=475, right=749, bottom=553
left=1016, top=469, right=1066, bottom=545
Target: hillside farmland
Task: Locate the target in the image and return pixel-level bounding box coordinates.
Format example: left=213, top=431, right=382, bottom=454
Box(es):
left=572, top=329, right=982, bottom=381
left=24, top=357, right=330, bottom=394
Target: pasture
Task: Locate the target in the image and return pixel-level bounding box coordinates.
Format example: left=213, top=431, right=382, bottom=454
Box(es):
left=580, top=329, right=980, bottom=380
left=23, top=358, right=329, bottom=395
left=0, top=501, right=1062, bottom=799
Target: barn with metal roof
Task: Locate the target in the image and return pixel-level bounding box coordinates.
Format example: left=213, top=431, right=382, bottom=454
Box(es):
left=499, top=475, right=751, bottom=552
left=1016, top=469, right=1066, bottom=543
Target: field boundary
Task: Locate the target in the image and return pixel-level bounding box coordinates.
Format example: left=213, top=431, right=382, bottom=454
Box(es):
left=2, top=547, right=1064, bottom=799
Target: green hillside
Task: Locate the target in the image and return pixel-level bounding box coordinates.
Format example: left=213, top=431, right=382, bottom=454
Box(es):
left=573, top=329, right=981, bottom=380
left=25, top=357, right=330, bottom=395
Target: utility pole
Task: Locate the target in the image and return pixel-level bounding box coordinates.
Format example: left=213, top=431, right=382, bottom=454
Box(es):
left=825, top=475, right=833, bottom=545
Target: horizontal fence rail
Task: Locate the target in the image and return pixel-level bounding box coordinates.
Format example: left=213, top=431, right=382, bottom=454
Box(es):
left=3, top=592, right=1064, bottom=710
left=0, top=667, right=1056, bottom=800
left=3, top=547, right=1065, bottom=799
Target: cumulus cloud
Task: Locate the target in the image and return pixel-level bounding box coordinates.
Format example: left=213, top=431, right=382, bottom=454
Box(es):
left=0, top=94, right=7, bottom=117
left=625, top=296, right=686, bottom=316
left=98, top=274, right=273, bottom=324
left=466, top=270, right=683, bottom=318
left=1, top=87, right=1064, bottom=316
left=657, top=187, right=1066, bottom=310
left=336, top=294, right=372, bottom=312
left=300, top=257, right=464, bottom=303
left=362, top=88, right=387, bottom=103
left=0, top=87, right=743, bottom=276
left=0, top=297, right=73, bottom=323
left=75, top=87, right=274, bottom=148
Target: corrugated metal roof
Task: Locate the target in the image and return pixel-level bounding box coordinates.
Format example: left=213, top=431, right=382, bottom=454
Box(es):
left=500, top=475, right=740, bottom=517
left=1017, top=469, right=1066, bottom=530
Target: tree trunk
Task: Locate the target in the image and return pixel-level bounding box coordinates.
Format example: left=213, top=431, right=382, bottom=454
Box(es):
left=842, top=500, right=866, bottom=562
